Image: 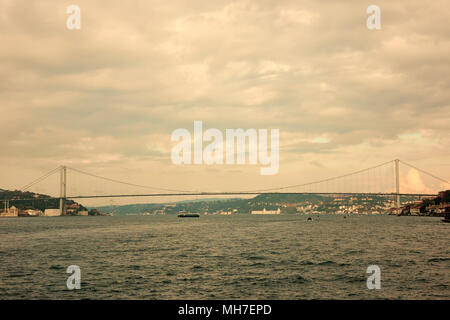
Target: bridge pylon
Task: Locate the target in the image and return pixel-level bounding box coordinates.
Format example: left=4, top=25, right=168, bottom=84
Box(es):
left=395, top=159, right=400, bottom=214
left=59, top=166, right=67, bottom=215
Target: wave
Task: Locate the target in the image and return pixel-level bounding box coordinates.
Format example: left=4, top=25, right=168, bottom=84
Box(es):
left=428, top=257, right=450, bottom=263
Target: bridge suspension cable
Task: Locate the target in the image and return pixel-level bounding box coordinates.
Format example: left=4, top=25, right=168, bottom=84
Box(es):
left=17, top=159, right=448, bottom=199
left=66, top=166, right=193, bottom=193
left=21, top=166, right=61, bottom=191
left=399, top=160, right=450, bottom=185
left=240, top=160, right=394, bottom=193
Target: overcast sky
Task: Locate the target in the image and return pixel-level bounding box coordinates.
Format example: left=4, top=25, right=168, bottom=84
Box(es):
left=1, top=0, right=449, bottom=203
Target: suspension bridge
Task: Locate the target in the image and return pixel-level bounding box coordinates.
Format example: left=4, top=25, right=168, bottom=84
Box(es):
left=4, top=159, right=448, bottom=215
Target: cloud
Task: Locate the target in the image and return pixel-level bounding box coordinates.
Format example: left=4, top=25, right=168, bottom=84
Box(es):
left=401, top=169, right=433, bottom=194
left=0, top=0, right=449, bottom=200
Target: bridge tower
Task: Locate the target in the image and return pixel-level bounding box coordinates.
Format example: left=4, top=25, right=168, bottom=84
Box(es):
left=395, top=159, right=400, bottom=214
left=59, top=166, right=67, bottom=215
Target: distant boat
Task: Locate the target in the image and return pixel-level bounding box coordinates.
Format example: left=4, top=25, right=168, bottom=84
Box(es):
left=177, top=211, right=200, bottom=218
left=307, top=217, right=313, bottom=222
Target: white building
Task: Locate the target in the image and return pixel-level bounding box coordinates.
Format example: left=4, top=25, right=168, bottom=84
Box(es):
left=24, top=209, right=43, bottom=216
left=251, top=208, right=281, bottom=215
left=0, top=205, right=18, bottom=217
left=45, top=209, right=61, bottom=216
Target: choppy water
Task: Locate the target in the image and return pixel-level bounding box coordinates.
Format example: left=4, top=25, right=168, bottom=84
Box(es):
left=0, top=215, right=448, bottom=299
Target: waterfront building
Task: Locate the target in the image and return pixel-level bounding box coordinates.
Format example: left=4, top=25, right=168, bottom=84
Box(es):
left=45, top=209, right=61, bottom=216
left=0, top=205, right=18, bottom=217
left=23, top=209, right=43, bottom=216
left=251, top=208, right=281, bottom=215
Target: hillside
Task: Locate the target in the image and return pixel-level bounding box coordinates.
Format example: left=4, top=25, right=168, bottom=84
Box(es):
left=0, top=189, right=86, bottom=212
left=93, top=193, right=422, bottom=215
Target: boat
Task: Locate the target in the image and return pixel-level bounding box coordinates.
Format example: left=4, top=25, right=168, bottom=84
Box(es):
left=177, top=211, right=200, bottom=218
